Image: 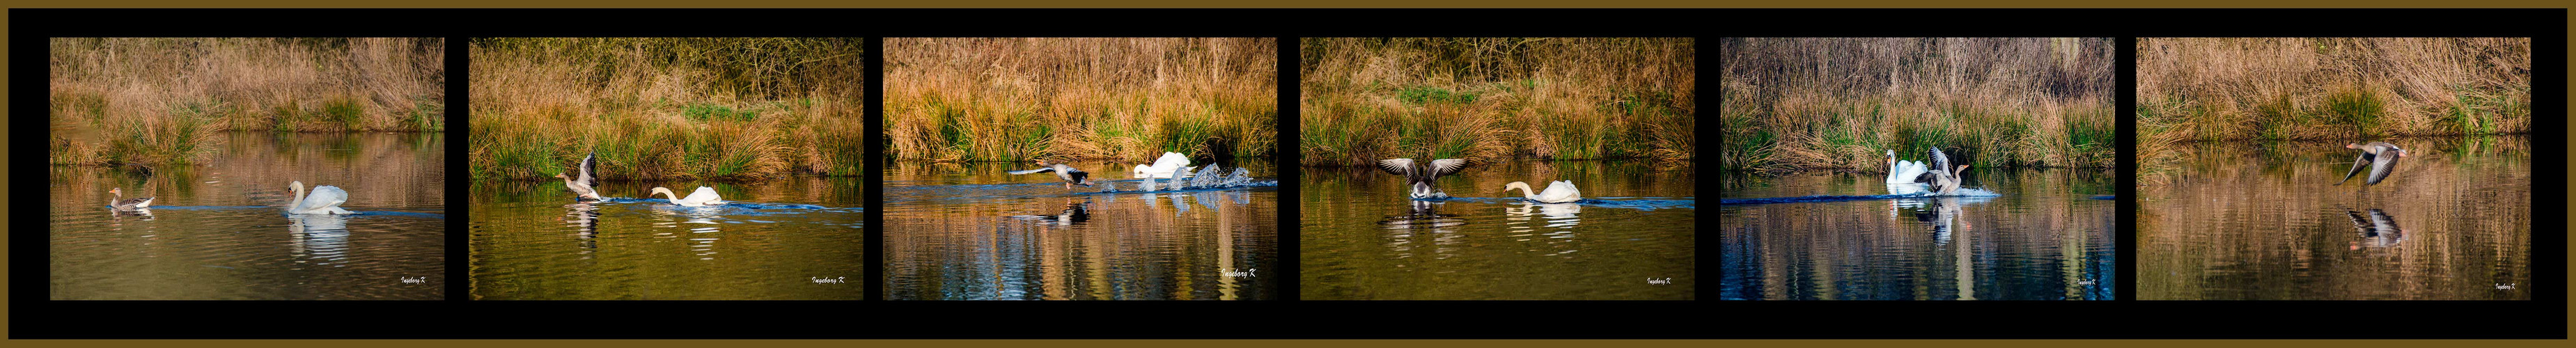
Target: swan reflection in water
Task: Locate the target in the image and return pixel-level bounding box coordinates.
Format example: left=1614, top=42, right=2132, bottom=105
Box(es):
left=2345, top=209, right=2403, bottom=249
left=287, top=214, right=352, bottom=266
left=648, top=205, right=727, bottom=261
left=1505, top=202, right=1585, bottom=258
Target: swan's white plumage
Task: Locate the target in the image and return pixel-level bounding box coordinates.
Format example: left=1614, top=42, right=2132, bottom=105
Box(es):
left=288, top=181, right=357, bottom=215
left=652, top=186, right=726, bottom=207
left=1505, top=180, right=1584, bottom=203
left=1132, top=152, right=1192, bottom=178
left=1885, top=150, right=1929, bottom=184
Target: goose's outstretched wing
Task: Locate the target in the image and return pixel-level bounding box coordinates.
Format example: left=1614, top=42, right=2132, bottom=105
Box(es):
left=2339, top=151, right=2375, bottom=184
left=575, top=152, right=600, bottom=187
left=1008, top=166, right=1059, bottom=175
left=2364, top=150, right=2400, bottom=185
left=1376, top=159, right=1416, bottom=176
left=1428, top=159, right=1469, bottom=177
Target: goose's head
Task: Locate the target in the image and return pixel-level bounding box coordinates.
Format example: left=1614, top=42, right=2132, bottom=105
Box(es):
left=110, top=187, right=123, bottom=196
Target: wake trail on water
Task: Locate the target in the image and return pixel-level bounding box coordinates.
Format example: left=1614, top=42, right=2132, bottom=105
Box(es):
left=1721, top=188, right=2001, bottom=205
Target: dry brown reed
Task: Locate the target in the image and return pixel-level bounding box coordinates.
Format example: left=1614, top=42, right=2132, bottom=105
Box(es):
left=49, top=38, right=446, bottom=166
left=467, top=38, right=864, bottom=182
left=1299, top=38, right=1694, bottom=166
left=1722, top=38, right=2117, bottom=173
left=884, top=38, right=1278, bottom=164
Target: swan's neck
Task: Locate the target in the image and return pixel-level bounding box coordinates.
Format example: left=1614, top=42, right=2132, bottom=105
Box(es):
left=290, top=184, right=306, bottom=213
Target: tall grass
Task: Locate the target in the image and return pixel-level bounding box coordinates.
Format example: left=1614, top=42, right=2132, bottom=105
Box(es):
left=1721, top=38, right=2117, bottom=172
left=1299, top=38, right=1694, bottom=166
left=467, top=38, right=865, bottom=182
left=49, top=38, right=445, bottom=166
left=884, top=38, right=1278, bottom=163
left=2136, top=38, right=2530, bottom=144
left=2134, top=38, right=2529, bottom=186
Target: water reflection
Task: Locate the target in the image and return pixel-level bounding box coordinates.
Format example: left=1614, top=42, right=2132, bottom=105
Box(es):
left=884, top=161, right=1279, bottom=301
left=467, top=177, right=866, bottom=300
left=1721, top=168, right=2114, bottom=301
left=50, top=132, right=446, bottom=300
left=2139, top=136, right=2528, bottom=300
left=1304, top=161, right=1695, bottom=300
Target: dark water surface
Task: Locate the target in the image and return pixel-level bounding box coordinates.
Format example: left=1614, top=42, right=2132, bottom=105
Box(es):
left=883, top=160, right=1279, bottom=300
left=468, top=176, right=866, bottom=300
left=51, top=132, right=447, bottom=300
left=2140, top=136, right=2531, bottom=300
left=1720, top=168, right=2115, bottom=301
left=1302, top=161, right=1696, bottom=300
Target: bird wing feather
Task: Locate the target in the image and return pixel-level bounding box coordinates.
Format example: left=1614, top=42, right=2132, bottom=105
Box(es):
left=2366, top=150, right=2399, bottom=185
left=1428, top=159, right=1469, bottom=177
left=1376, top=159, right=1414, bottom=176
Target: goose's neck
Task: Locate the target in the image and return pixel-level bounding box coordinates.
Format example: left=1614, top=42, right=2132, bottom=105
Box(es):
left=108, top=190, right=118, bottom=207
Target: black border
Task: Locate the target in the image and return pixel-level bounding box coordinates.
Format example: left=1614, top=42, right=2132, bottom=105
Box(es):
left=8, top=8, right=2566, bottom=340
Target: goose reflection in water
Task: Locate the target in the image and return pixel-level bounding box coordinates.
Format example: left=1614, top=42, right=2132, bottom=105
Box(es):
left=109, top=207, right=155, bottom=221
left=563, top=202, right=602, bottom=254
left=1379, top=200, right=1466, bottom=261
left=1911, top=196, right=1970, bottom=246
left=2345, top=209, right=2403, bottom=249
left=1006, top=200, right=1092, bottom=226
left=287, top=214, right=352, bottom=266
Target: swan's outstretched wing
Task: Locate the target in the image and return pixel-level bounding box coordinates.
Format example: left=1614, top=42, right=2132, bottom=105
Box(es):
left=1154, top=152, right=1189, bottom=168
left=1428, top=159, right=1469, bottom=177
left=1376, top=159, right=1416, bottom=176
left=687, top=186, right=725, bottom=205
left=2364, top=151, right=2400, bottom=185
left=1008, top=166, right=1059, bottom=175
left=2339, top=151, right=2374, bottom=184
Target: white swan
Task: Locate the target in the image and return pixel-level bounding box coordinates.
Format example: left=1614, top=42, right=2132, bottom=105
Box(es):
left=107, top=187, right=155, bottom=210
left=287, top=181, right=357, bottom=215
left=1504, top=180, right=1584, bottom=203
left=649, top=186, right=726, bottom=207
left=1886, top=150, right=1929, bottom=184
left=1132, top=152, right=1192, bottom=178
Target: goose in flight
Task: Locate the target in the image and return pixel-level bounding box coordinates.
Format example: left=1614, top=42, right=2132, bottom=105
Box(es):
left=649, top=186, right=726, bottom=207
left=1008, top=160, right=1093, bottom=189
left=107, top=187, right=155, bottom=211
left=555, top=152, right=604, bottom=201
left=1885, top=150, right=1930, bottom=184
left=1379, top=158, right=1469, bottom=199
left=2339, top=142, right=2405, bottom=186
left=1912, top=148, right=1970, bottom=195
left=1504, top=180, right=1584, bottom=203
left=287, top=181, right=357, bottom=215
left=1132, top=152, right=1192, bottom=178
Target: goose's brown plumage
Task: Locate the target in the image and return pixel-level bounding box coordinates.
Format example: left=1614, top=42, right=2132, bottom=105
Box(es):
left=2340, top=142, right=2405, bottom=186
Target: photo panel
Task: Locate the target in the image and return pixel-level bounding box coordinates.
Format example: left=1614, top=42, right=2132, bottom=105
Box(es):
left=1297, top=38, right=1699, bottom=300
left=463, top=38, right=868, bottom=300
left=879, top=38, right=1282, bottom=301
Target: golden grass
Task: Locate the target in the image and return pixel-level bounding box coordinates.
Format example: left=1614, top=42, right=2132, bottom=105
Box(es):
left=2134, top=38, right=2529, bottom=186
left=1298, top=38, right=1694, bottom=166
left=49, top=38, right=445, bottom=166
left=467, top=38, right=864, bottom=181
left=884, top=38, right=1278, bottom=163
left=1721, top=38, right=2117, bottom=173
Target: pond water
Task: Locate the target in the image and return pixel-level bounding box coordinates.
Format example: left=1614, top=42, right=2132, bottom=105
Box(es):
left=882, top=160, right=1279, bottom=301
left=49, top=132, right=448, bottom=300
left=467, top=176, right=866, bottom=300
left=1719, top=168, right=2116, bottom=301
left=2139, top=136, right=2531, bottom=300
left=1302, top=161, right=1696, bottom=300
